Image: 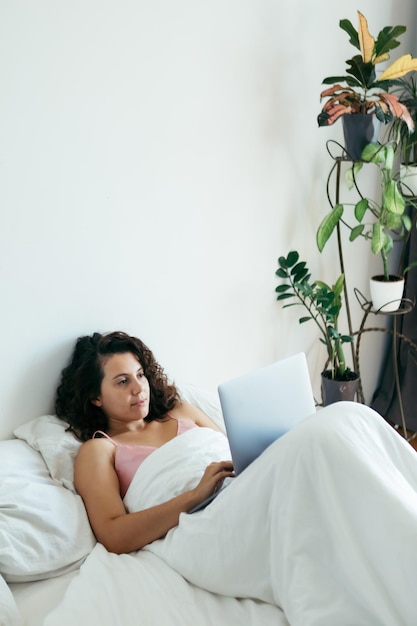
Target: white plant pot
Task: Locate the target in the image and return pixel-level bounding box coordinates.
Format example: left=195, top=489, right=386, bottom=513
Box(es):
left=369, top=275, right=405, bottom=313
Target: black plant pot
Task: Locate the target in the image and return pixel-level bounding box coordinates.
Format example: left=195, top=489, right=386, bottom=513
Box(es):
left=342, top=114, right=381, bottom=161
left=321, top=370, right=360, bottom=406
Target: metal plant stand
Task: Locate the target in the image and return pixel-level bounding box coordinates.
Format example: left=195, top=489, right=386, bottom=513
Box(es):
left=353, top=289, right=417, bottom=441
left=324, top=140, right=417, bottom=440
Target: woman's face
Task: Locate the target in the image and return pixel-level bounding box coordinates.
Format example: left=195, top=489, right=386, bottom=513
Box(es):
left=92, top=352, right=150, bottom=425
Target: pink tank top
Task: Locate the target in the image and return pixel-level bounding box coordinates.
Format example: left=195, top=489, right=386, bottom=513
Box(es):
left=93, top=414, right=197, bottom=497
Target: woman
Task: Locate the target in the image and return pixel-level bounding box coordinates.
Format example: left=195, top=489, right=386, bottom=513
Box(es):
left=56, top=330, right=417, bottom=624
left=55, top=330, right=234, bottom=553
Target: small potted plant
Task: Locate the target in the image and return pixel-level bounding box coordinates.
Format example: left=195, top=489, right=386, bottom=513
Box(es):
left=275, top=251, right=359, bottom=405
left=318, top=11, right=417, bottom=160
left=317, top=141, right=417, bottom=312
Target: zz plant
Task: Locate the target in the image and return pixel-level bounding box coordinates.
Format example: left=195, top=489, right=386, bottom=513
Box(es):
left=275, top=251, right=354, bottom=381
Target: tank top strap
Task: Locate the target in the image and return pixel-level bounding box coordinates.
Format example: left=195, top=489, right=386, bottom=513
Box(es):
left=165, top=412, right=197, bottom=435
left=92, top=430, right=117, bottom=446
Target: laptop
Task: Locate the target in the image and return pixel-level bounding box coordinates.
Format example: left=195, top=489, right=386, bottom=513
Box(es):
left=189, top=352, right=315, bottom=513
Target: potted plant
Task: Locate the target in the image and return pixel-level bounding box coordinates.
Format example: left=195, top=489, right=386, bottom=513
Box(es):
left=317, top=141, right=417, bottom=312
left=318, top=11, right=417, bottom=160
left=275, top=251, right=359, bottom=405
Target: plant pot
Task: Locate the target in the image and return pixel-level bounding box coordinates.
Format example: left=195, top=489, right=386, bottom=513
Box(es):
left=321, top=370, right=360, bottom=406
left=369, top=275, right=405, bottom=312
left=342, top=114, right=381, bottom=161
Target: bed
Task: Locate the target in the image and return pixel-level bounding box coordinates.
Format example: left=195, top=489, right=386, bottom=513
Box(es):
left=3, top=384, right=417, bottom=625
left=0, top=384, right=289, bottom=626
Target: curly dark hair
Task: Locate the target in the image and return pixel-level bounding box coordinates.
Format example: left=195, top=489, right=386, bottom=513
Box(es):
left=55, top=331, right=179, bottom=441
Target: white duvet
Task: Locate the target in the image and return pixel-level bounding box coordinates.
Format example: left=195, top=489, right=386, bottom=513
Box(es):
left=44, top=402, right=417, bottom=625
left=1, top=575, right=23, bottom=626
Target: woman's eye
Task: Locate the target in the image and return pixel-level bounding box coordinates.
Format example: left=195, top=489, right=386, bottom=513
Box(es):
left=118, top=379, right=128, bottom=385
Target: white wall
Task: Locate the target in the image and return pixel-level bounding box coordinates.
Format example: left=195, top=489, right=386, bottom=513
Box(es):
left=0, top=0, right=414, bottom=438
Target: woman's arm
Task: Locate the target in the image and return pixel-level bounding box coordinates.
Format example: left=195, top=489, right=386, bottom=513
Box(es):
left=74, top=438, right=233, bottom=554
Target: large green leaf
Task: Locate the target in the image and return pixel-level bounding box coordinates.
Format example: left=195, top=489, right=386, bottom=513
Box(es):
left=371, top=222, right=387, bottom=254
left=374, top=25, right=406, bottom=58
left=382, top=233, right=394, bottom=255
left=339, top=18, right=360, bottom=50
left=402, top=214, right=412, bottom=231
left=383, top=180, right=405, bottom=215
left=316, top=204, right=343, bottom=252
left=354, top=197, right=369, bottom=221
left=350, top=224, right=365, bottom=241
left=321, top=74, right=361, bottom=86
left=275, top=284, right=291, bottom=293
left=299, top=273, right=312, bottom=285
left=291, top=261, right=306, bottom=273
left=361, top=142, right=386, bottom=163
left=286, top=250, right=299, bottom=267
left=333, top=274, right=345, bottom=297
left=314, top=279, right=331, bottom=291
left=384, top=212, right=402, bottom=230
left=275, top=268, right=287, bottom=278
left=346, top=57, right=375, bottom=89
left=292, top=265, right=309, bottom=282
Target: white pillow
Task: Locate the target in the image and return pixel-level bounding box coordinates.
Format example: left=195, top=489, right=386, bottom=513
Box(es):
left=0, top=439, right=96, bottom=583
left=176, top=383, right=225, bottom=432
left=14, top=415, right=81, bottom=493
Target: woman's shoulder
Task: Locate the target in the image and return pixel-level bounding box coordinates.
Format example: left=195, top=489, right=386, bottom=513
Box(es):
left=74, top=435, right=118, bottom=494
left=76, top=435, right=116, bottom=463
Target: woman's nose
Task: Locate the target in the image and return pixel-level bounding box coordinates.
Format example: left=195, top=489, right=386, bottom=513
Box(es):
left=132, top=380, right=143, bottom=395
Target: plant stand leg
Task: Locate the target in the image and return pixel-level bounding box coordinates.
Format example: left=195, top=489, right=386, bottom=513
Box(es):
left=334, top=159, right=358, bottom=377
left=392, top=315, right=408, bottom=438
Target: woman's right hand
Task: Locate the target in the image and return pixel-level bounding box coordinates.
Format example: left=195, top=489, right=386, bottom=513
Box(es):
left=192, top=460, right=235, bottom=504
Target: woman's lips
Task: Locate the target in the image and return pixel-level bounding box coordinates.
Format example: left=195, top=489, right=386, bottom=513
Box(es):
left=132, top=398, right=147, bottom=407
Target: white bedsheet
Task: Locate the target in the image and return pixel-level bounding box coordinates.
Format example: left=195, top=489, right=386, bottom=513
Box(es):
left=42, top=402, right=417, bottom=625
left=44, top=545, right=285, bottom=625
left=1, top=575, right=22, bottom=626
left=9, top=571, right=78, bottom=626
